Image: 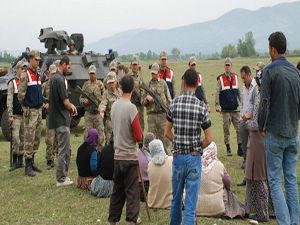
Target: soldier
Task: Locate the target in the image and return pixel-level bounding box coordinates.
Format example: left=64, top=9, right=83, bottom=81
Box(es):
left=158, top=51, right=176, bottom=99
left=103, top=60, right=124, bottom=88
left=80, top=65, right=105, bottom=150
left=42, top=64, right=58, bottom=169
left=215, top=57, right=242, bottom=156
left=253, top=61, right=265, bottom=76
left=18, top=50, right=43, bottom=176
left=188, top=56, right=210, bottom=112
left=130, top=55, right=145, bottom=131
left=99, top=72, right=122, bottom=144
left=143, top=63, right=171, bottom=149
left=7, top=60, right=26, bottom=171
left=66, top=39, right=79, bottom=55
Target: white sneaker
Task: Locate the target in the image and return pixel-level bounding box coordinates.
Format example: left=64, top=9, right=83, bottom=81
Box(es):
left=56, top=178, right=73, bottom=187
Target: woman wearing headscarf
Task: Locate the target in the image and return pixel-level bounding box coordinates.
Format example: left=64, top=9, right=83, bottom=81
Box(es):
left=138, top=132, right=156, bottom=202
left=195, top=142, right=245, bottom=218
left=147, top=139, right=173, bottom=209
left=76, top=128, right=101, bottom=190
left=244, top=71, right=273, bottom=222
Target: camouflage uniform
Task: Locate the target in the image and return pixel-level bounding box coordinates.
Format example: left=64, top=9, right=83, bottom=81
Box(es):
left=215, top=72, right=242, bottom=146
left=7, top=75, right=24, bottom=157
left=130, top=72, right=145, bottom=131
left=103, top=60, right=124, bottom=88
left=80, top=79, right=105, bottom=150
left=42, top=79, right=58, bottom=162
left=143, top=71, right=171, bottom=149
left=18, top=66, right=43, bottom=160
left=99, top=86, right=122, bottom=144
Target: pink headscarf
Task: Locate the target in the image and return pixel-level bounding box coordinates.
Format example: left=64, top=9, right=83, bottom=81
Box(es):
left=202, top=142, right=218, bottom=174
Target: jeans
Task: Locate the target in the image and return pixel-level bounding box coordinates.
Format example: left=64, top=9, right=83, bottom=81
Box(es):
left=55, top=126, right=71, bottom=182
left=170, top=154, right=201, bottom=225
left=265, top=132, right=299, bottom=225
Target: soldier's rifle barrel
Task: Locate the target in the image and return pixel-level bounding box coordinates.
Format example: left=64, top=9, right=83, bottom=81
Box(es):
left=140, top=82, right=168, bottom=113
left=76, top=85, right=99, bottom=108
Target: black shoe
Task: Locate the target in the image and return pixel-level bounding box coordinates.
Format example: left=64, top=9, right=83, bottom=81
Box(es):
left=9, top=154, right=18, bottom=171
left=25, top=158, right=36, bottom=177
left=17, top=155, right=24, bottom=168
left=226, top=144, right=233, bottom=156
left=237, top=178, right=246, bottom=186
left=32, top=155, right=42, bottom=173
left=46, top=160, right=53, bottom=170
left=237, top=144, right=243, bottom=157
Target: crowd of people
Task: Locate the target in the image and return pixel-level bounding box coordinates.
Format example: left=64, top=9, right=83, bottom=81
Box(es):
left=6, top=31, right=300, bottom=225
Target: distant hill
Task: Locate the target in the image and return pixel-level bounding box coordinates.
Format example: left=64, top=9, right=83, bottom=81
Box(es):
left=86, top=1, right=300, bottom=55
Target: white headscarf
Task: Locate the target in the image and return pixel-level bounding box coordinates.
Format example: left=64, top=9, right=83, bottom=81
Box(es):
left=149, top=139, right=167, bottom=166
left=202, top=142, right=218, bottom=174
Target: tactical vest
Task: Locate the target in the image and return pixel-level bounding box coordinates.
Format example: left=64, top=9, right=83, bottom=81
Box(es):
left=219, top=73, right=239, bottom=111
left=24, top=68, right=43, bottom=109
left=159, top=67, right=174, bottom=99
left=195, top=73, right=205, bottom=101
left=11, top=78, right=23, bottom=115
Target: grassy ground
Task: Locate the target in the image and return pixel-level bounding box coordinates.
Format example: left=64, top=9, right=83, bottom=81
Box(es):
left=1, top=57, right=300, bottom=225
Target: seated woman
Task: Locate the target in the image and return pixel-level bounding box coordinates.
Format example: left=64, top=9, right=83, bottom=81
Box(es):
left=147, top=139, right=173, bottom=209
left=90, top=136, right=114, bottom=198
left=76, top=128, right=101, bottom=190
left=195, top=142, right=245, bottom=218
left=138, top=132, right=156, bottom=202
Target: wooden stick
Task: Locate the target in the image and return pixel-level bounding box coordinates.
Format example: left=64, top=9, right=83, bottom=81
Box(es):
left=137, top=163, right=151, bottom=221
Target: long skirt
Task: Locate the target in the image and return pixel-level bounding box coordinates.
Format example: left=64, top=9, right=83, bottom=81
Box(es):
left=223, top=188, right=246, bottom=219
left=90, top=175, right=114, bottom=198
left=245, top=179, right=274, bottom=221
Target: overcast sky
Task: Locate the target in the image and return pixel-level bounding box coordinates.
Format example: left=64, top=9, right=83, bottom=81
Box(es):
left=0, top=0, right=296, bottom=51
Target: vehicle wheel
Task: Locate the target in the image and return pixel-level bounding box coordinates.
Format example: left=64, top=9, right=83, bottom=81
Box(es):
left=70, top=117, right=80, bottom=128
left=1, top=109, right=11, bottom=141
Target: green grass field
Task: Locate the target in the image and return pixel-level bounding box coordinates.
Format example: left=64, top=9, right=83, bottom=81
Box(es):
left=0, top=57, right=300, bottom=225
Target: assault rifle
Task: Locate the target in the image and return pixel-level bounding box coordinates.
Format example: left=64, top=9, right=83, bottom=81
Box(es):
left=76, top=85, right=100, bottom=110
left=140, top=82, right=168, bottom=113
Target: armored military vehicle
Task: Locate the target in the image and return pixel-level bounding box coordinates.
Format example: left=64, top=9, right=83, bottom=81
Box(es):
left=0, top=27, right=116, bottom=141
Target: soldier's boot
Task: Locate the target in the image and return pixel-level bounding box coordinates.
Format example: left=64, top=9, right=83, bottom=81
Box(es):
left=32, top=154, right=42, bottom=173
left=226, top=144, right=233, bottom=156
left=9, top=154, right=18, bottom=171
left=25, top=158, right=36, bottom=177
left=46, top=160, right=53, bottom=170
left=237, top=143, right=243, bottom=157
left=17, top=155, right=24, bottom=168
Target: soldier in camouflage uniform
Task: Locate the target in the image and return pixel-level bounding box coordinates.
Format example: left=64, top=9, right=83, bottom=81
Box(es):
left=215, top=57, right=242, bottom=156
left=103, top=60, right=124, bottom=88
left=143, top=63, right=172, bottom=149
left=80, top=65, right=105, bottom=151
left=66, top=39, right=79, bottom=55
left=7, top=60, right=26, bottom=171
left=18, top=50, right=43, bottom=176
left=130, top=55, right=145, bottom=131
left=42, top=64, right=58, bottom=169
left=99, top=72, right=122, bottom=144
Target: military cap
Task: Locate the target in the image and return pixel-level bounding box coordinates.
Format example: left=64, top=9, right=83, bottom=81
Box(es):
left=49, top=64, right=57, bottom=74
left=68, top=39, right=75, bottom=46
left=109, top=60, right=118, bottom=71
left=131, top=55, right=140, bottom=65
left=54, top=60, right=60, bottom=68
left=106, top=71, right=117, bottom=83
left=189, top=56, right=197, bottom=66
left=253, top=61, right=265, bottom=71
left=88, top=65, right=97, bottom=74
left=16, top=60, right=27, bottom=68
left=160, top=51, right=168, bottom=59
left=224, top=57, right=232, bottom=65
left=150, top=63, right=159, bottom=74
left=29, top=50, right=41, bottom=60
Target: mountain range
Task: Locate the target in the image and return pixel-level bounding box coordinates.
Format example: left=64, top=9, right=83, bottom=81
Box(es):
left=86, top=1, right=300, bottom=55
